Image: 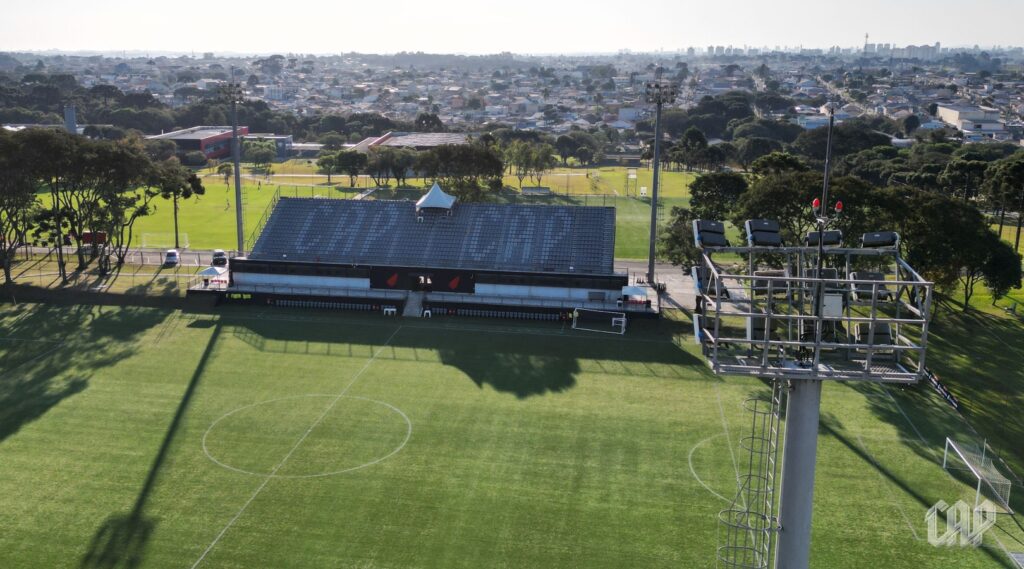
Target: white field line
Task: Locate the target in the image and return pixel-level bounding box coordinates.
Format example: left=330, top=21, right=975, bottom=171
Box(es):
left=218, top=311, right=676, bottom=345
left=880, top=386, right=942, bottom=462
left=190, top=325, right=403, bottom=569
left=715, top=384, right=745, bottom=508
left=855, top=434, right=921, bottom=541
left=882, top=381, right=1024, bottom=557
left=201, top=394, right=412, bottom=479
left=687, top=434, right=732, bottom=503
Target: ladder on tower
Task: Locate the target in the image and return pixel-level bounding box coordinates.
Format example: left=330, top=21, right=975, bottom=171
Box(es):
left=716, top=380, right=784, bottom=569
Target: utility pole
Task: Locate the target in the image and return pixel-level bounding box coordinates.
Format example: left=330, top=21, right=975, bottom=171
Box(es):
left=644, top=81, right=678, bottom=285
left=222, top=75, right=246, bottom=256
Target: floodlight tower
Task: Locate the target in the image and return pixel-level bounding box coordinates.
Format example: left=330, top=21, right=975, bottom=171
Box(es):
left=221, top=77, right=246, bottom=256
left=772, top=102, right=839, bottom=569
left=645, top=81, right=678, bottom=285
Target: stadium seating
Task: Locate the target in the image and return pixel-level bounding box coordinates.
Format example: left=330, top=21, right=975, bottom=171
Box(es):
left=249, top=198, right=616, bottom=275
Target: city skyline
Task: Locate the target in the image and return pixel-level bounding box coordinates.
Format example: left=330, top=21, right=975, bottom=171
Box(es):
left=3, top=0, right=1023, bottom=56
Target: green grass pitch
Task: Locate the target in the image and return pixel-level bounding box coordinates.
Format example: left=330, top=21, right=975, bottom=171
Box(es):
left=0, top=302, right=1021, bottom=568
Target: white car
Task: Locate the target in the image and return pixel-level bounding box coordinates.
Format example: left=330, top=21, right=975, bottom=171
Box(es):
left=164, top=249, right=180, bottom=266
left=211, top=249, right=228, bottom=267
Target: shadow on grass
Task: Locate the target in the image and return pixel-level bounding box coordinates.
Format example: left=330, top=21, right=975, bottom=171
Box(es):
left=819, top=413, right=1016, bottom=568
left=80, top=322, right=221, bottom=569
left=223, top=308, right=705, bottom=398
left=0, top=303, right=169, bottom=443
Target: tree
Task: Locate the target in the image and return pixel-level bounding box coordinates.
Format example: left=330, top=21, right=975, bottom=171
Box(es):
left=735, top=137, right=782, bottom=170
left=317, top=152, right=338, bottom=184
left=732, top=172, right=878, bottom=247
left=901, top=115, right=921, bottom=137
left=555, top=135, right=579, bottom=165
left=505, top=141, right=532, bottom=188
left=144, top=139, right=178, bottom=162
left=365, top=147, right=396, bottom=187
left=883, top=190, right=1011, bottom=310
left=528, top=144, right=558, bottom=186
left=679, top=126, right=708, bottom=153
left=575, top=147, right=594, bottom=168
left=983, top=239, right=1023, bottom=305
left=0, top=131, right=38, bottom=283
left=660, top=206, right=703, bottom=268
left=157, top=160, right=206, bottom=250
left=750, top=152, right=809, bottom=176
left=180, top=150, right=208, bottom=167
left=689, top=172, right=749, bottom=221
left=392, top=149, right=417, bottom=187
left=91, top=141, right=158, bottom=272
left=18, top=128, right=78, bottom=280
left=217, top=163, right=233, bottom=185
left=416, top=143, right=504, bottom=200
left=413, top=112, right=446, bottom=132
left=792, top=122, right=892, bottom=161
left=319, top=132, right=347, bottom=150
left=939, top=159, right=987, bottom=202
left=336, top=151, right=367, bottom=187
left=243, top=140, right=276, bottom=172
left=985, top=155, right=1024, bottom=250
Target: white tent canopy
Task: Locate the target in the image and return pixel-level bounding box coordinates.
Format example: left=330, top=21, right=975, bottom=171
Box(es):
left=416, top=182, right=457, bottom=211
left=621, top=285, right=647, bottom=298
left=197, top=266, right=228, bottom=277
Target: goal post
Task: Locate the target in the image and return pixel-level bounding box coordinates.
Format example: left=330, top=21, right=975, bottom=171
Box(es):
left=572, top=308, right=627, bottom=335
left=142, top=233, right=189, bottom=249
left=943, top=437, right=1014, bottom=514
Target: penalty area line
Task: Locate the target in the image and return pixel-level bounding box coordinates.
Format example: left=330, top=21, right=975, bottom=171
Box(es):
left=190, top=325, right=403, bottom=569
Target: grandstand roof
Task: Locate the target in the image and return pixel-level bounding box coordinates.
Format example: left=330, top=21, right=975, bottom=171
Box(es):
left=248, top=197, right=616, bottom=275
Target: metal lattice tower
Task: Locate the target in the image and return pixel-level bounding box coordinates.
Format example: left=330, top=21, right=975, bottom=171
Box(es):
left=718, top=381, right=784, bottom=568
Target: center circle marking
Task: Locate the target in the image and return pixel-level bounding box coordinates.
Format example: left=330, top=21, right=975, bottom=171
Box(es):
left=202, top=394, right=412, bottom=479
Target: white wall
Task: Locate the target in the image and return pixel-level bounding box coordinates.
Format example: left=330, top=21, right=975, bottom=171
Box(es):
left=233, top=272, right=370, bottom=290
left=476, top=283, right=611, bottom=301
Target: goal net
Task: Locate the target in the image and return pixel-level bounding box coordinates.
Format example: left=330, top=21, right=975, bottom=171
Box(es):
left=142, top=233, right=189, bottom=249
left=572, top=308, right=627, bottom=335
left=943, top=438, right=1014, bottom=514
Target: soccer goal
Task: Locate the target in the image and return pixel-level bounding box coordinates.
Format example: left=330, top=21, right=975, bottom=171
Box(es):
left=943, top=437, right=1015, bottom=514
left=142, top=233, right=189, bottom=249
left=572, top=308, right=627, bottom=335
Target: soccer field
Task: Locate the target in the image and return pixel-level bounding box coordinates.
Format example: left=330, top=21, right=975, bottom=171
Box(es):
left=0, top=303, right=1020, bottom=568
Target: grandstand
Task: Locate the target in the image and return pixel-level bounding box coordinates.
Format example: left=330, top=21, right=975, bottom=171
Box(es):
left=211, top=183, right=653, bottom=319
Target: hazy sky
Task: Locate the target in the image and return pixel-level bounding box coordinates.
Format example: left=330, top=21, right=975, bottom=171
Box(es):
left=3, top=0, right=1022, bottom=55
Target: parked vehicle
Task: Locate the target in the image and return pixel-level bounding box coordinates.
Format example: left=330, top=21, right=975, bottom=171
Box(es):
left=164, top=249, right=180, bottom=267
left=211, top=249, right=228, bottom=267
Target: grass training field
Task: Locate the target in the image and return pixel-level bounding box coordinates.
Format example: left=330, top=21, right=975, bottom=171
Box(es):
left=125, top=163, right=694, bottom=259
left=1, top=301, right=1023, bottom=568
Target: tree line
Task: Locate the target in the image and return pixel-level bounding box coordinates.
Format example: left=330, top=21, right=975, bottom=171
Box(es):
left=0, top=128, right=205, bottom=283
left=312, top=135, right=564, bottom=201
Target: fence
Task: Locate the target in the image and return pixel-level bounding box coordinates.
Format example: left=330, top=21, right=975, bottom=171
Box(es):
left=9, top=250, right=202, bottom=299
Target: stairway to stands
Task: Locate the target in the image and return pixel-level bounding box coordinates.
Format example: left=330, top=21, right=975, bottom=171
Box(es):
left=403, top=291, right=424, bottom=317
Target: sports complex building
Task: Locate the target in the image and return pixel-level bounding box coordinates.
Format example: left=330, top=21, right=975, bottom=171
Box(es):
left=147, top=126, right=251, bottom=159
left=210, top=184, right=654, bottom=324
